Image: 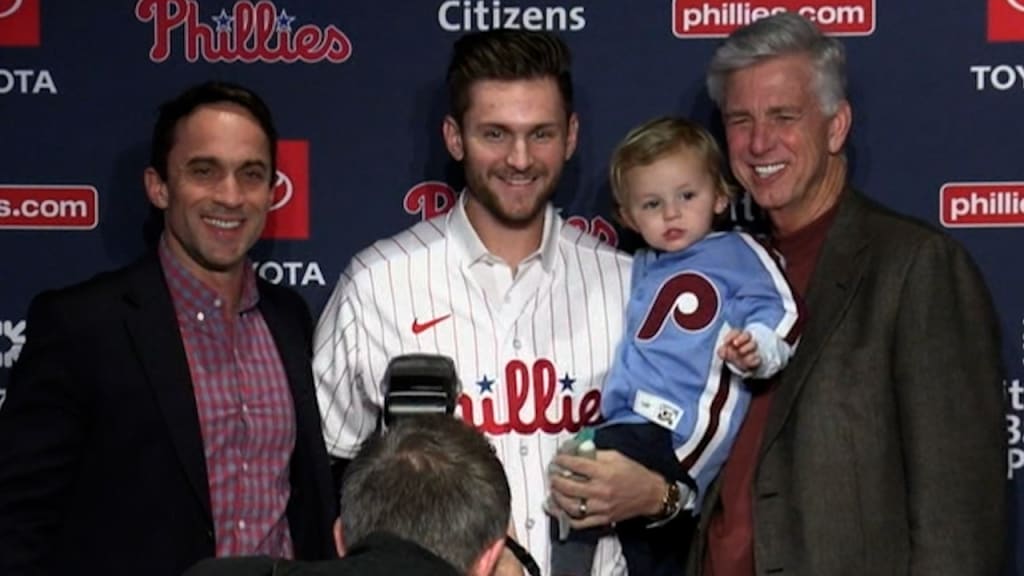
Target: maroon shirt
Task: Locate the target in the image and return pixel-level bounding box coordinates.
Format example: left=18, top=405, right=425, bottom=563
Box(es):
left=160, top=240, right=296, bottom=558
left=703, top=204, right=838, bottom=576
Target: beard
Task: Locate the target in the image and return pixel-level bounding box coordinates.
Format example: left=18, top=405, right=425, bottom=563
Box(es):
left=463, top=166, right=560, bottom=230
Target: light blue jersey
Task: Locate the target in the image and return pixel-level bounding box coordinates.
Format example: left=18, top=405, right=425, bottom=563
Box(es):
left=601, top=231, right=801, bottom=504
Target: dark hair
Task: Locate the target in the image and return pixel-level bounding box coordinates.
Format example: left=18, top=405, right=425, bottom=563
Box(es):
left=446, top=29, right=574, bottom=122
left=340, top=416, right=511, bottom=573
left=149, top=80, right=278, bottom=180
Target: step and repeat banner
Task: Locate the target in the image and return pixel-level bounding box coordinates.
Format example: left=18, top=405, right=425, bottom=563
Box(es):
left=1, top=1, right=1021, bottom=570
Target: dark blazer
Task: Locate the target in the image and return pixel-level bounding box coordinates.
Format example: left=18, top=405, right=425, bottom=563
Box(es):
left=690, top=191, right=1008, bottom=576
left=183, top=532, right=462, bottom=576
left=0, top=254, right=337, bottom=576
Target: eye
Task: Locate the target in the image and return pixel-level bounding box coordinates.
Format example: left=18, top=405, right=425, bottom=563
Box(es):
left=190, top=164, right=214, bottom=179
left=641, top=198, right=660, bottom=210
left=242, top=167, right=267, bottom=182
left=773, top=111, right=800, bottom=123
left=483, top=128, right=505, bottom=141
left=725, top=115, right=750, bottom=127
left=532, top=128, right=554, bottom=141
left=681, top=191, right=696, bottom=201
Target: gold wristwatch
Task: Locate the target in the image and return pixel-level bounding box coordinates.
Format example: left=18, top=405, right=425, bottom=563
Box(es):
left=657, top=480, right=682, bottom=519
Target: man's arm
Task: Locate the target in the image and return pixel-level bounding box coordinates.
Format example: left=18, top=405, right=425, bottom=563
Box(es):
left=0, top=293, right=87, bottom=574
left=893, top=234, right=1007, bottom=575
left=313, top=268, right=382, bottom=460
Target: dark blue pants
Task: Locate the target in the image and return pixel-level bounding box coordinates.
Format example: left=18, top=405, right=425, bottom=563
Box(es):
left=550, top=423, right=695, bottom=576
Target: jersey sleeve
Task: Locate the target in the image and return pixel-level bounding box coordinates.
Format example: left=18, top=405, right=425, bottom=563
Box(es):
left=728, top=233, right=803, bottom=378
left=312, top=265, right=381, bottom=459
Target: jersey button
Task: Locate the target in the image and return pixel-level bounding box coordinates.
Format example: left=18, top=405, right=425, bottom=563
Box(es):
left=513, top=339, right=522, bottom=349
left=526, top=518, right=535, bottom=530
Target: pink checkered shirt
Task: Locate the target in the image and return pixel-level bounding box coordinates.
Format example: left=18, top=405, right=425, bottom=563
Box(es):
left=159, top=240, right=296, bottom=558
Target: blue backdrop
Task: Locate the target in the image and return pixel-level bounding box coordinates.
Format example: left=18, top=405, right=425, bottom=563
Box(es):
left=1, top=1, right=1020, bottom=571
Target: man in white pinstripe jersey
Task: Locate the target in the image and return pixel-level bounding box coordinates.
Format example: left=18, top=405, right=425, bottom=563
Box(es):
left=313, top=30, right=684, bottom=575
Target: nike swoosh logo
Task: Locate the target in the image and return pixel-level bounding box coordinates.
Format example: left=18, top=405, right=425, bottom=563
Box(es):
left=411, top=314, right=451, bottom=335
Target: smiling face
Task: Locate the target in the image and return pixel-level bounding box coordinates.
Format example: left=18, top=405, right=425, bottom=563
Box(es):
left=144, top=101, right=273, bottom=287
left=721, top=53, right=850, bottom=233
left=619, top=147, right=729, bottom=253
left=443, top=77, right=578, bottom=231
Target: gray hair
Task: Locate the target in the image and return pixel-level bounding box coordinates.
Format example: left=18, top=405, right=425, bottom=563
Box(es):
left=339, top=415, right=510, bottom=573
left=706, top=12, right=847, bottom=115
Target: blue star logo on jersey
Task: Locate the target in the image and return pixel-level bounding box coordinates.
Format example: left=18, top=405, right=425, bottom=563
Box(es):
left=275, top=9, right=297, bottom=33
left=212, top=9, right=233, bottom=32
left=560, top=373, right=576, bottom=392
left=477, top=375, right=494, bottom=394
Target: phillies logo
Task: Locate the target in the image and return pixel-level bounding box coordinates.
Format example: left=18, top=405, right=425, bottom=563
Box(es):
left=405, top=181, right=457, bottom=221
left=135, top=0, right=352, bottom=63
left=459, top=359, right=601, bottom=434
left=940, top=182, right=1024, bottom=228
left=988, top=0, right=1024, bottom=42
left=638, top=272, right=720, bottom=340
left=673, top=0, right=875, bottom=38
left=261, top=140, right=309, bottom=239
left=567, top=214, right=619, bottom=247
left=0, top=0, right=40, bottom=46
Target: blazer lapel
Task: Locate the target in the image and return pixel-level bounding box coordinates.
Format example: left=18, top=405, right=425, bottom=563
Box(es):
left=760, top=191, right=871, bottom=457
left=122, top=256, right=213, bottom=520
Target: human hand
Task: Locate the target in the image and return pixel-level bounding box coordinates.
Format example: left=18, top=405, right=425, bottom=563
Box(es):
left=718, top=329, right=761, bottom=373
left=548, top=449, right=664, bottom=529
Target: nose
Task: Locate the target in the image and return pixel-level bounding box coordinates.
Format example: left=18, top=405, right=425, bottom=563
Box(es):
left=506, top=137, right=533, bottom=171
left=214, top=175, right=245, bottom=208
left=749, top=120, right=775, bottom=156
left=663, top=198, right=682, bottom=220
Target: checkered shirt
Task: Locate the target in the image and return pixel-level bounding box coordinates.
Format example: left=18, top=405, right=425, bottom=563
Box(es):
left=159, top=240, right=296, bottom=558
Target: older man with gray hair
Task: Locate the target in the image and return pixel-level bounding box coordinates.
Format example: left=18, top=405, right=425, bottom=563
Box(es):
left=692, top=12, right=1007, bottom=576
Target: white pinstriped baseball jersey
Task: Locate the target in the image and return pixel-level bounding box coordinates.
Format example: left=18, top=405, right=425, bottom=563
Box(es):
left=314, top=196, right=632, bottom=576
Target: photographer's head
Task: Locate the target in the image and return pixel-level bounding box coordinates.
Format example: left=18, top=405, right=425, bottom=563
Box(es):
left=337, top=415, right=510, bottom=576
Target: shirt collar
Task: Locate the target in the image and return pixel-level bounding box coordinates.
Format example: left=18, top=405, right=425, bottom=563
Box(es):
left=158, top=234, right=260, bottom=321
left=447, top=190, right=560, bottom=273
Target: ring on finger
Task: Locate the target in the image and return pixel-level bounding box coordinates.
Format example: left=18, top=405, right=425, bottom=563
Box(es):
left=577, top=498, right=588, bottom=518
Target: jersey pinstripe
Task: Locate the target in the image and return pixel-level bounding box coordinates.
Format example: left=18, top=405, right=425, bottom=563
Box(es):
left=314, top=202, right=633, bottom=576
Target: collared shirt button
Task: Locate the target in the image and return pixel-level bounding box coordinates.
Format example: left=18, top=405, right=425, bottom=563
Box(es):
left=213, top=298, right=223, bottom=308
left=242, top=461, right=249, bottom=472
left=196, top=311, right=205, bottom=322
left=238, top=520, right=246, bottom=530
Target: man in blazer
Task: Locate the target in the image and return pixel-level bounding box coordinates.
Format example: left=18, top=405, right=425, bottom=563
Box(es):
left=692, top=13, right=1007, bottom=576
left=0, top=81, right=337, bottom=576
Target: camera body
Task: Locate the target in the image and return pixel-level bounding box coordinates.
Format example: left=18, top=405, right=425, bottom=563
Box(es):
left=382, top=354, right=460, bottom=425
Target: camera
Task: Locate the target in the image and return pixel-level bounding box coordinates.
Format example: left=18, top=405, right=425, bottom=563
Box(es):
left=382, top=354, right=460, bottom=426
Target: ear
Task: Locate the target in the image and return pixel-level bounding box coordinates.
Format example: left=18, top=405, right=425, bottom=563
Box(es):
left=144, top=167, right=169, bottom=209
left=443, top=115, right=465, bottom=161
left=826, top=100, right=852, bottom=154
left=714, top=192, right=730, bottom=216
left=564, top=112, right=580, bottom=160
left=469, top=537, right=506, bottom=576
left=333, top=518, right=346, bottom=558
